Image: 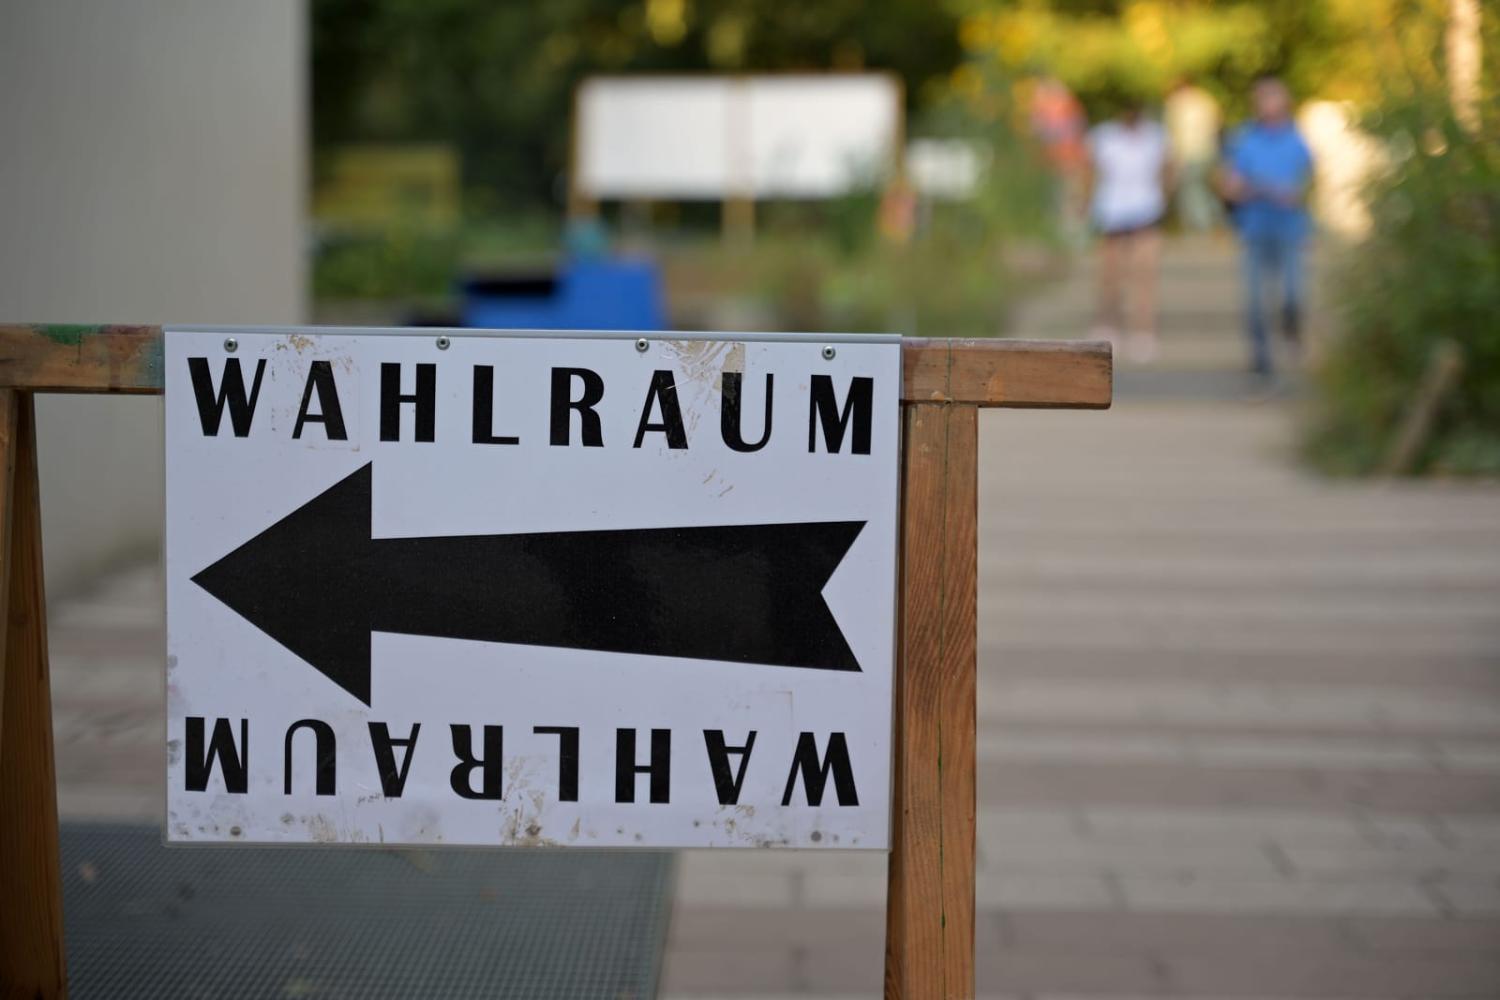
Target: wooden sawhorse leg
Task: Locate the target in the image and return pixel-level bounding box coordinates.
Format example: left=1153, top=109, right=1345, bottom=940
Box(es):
left=885, top=402, right=978, bottom=999
left=0, top=391, right=67, bottom=997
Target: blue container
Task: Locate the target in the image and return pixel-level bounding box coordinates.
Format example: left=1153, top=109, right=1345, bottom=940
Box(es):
left=460, top=258, right=665, bottom=332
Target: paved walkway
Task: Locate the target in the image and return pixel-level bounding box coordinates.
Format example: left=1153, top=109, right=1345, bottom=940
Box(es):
left=662, top=402, right=1500, bottom=998
left=43, top=238, right=1500, bottom=996
left=659, top=238, right=1500, bottom=997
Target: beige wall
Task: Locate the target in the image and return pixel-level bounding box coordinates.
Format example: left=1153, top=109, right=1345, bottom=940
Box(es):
left=0, top=0, right=306, bottom=595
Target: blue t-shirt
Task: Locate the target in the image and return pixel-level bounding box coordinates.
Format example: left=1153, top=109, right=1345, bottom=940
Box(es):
left=1227, top=122, right=1313, bottom=240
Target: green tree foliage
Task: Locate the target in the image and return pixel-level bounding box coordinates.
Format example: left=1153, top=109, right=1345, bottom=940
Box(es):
left=312, top=0, right=961, bottom=212
left=952, top=0, right=1457, bottom=118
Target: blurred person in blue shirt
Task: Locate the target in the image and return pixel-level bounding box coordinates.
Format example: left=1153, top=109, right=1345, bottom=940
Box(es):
left=1221, top=77, right=1314, bottom=379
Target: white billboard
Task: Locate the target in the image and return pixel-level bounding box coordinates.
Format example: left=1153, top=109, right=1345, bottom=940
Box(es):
left=575, top=74, right=902, bottom=200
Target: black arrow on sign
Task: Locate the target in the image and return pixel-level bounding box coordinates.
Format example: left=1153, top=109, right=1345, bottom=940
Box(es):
left=191, top=463, right=865, bottom=706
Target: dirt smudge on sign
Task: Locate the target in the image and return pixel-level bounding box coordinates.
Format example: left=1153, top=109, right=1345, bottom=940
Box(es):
left=304, top=815, right=340, bottom=843
left=501, top=803, right=560, bottom=847
left=497, top=756, right=561, bottom=846
left=662, top=339, right=745, bottom=440
left=663, top=339, right=738, bottom=394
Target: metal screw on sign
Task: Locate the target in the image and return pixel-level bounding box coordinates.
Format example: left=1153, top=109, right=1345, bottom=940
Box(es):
left=436, top=335, right=451, bottom=351
left=822, top=345, right=836, bottom=361
left=223, top=337, right=238, bottom=353
left=636, top=337, right=650, bottom=353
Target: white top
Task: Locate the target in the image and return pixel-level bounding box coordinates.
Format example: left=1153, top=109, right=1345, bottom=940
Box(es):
left=1088, top=120, right=1168, bottom=232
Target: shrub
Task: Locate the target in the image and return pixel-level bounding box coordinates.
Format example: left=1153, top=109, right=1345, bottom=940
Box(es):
left=312, top=226, right=460, bottom=301
left=1303, top=93, right=1500, bottom=476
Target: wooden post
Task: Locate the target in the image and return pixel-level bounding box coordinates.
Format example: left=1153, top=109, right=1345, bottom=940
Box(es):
left=721, top=195, right=756, bottom=245
left=885, top=337, right=1108, bottom=998
left=0, top=391, right=16, bottom=744
left=886, top=402, right=978, bottom=999
left=0, top=392, right=67, bottom=998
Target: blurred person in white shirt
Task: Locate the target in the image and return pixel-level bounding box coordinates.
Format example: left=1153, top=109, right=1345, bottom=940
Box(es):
left=1084, top=96, right=1172, bottom=362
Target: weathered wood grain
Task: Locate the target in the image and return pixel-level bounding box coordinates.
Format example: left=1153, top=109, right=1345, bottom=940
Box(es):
left=902, top=337, right=1112, bottom=409
left=0, top=391, right=17, bottom=751
left=0, top=394, right=67, bottom=998
left=885, top=402, right=978, bottom=999
left=0, top=326, right=1111, bottom=409
left=0, top=324, right=162, bottom=395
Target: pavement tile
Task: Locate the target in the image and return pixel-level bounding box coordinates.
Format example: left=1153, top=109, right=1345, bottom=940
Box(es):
left=47, top=656, right=161, bottom=702
left=1436, top=815, right=1500, bottom=845
left=1343, top=915, right=1500, bottom=953
left=1428, top=881, right=1500, bottom=916
left=48, top=624, right=163, bottom=658
left=674, top=866, right=799, bottom=908
left=993, top=909, right=1356, bottom=956
left=660, top=941, right=887, bottom=995
left=1073, top=806, right=1444, bottom=849
left=1116, top=875, right=1439, bottom=916
left=977, top=950, right=1169, bottom=995
left=55, top=785, right=161, bottom=823
left=1437, top=743, right=1500, bottom=773
left=977, top=873, right=1117, bottom=909
left=1163, top=953, right=1500, bottom=998
left=681, top=849, right=887, bottom=877
left=53, top=748, right=159, bottom=787
left=980, top=760, right=1500, bottom=813
left=658, top=947, right=803, bottom=994
left=978, top=645, right=1500, bottom=693
left=665, top=905, right=891, bottom=950
left=800, top=873, right=886, bottom=908
left=977, top=837, right=1281, bottom=878
left=979, top=678, right=1500, bottom=734
left=1277, top=843, right=1500, bottom=877
left=978, top=730, right=1443, bottom=773
left=978, top=806, right=1085, bottom=839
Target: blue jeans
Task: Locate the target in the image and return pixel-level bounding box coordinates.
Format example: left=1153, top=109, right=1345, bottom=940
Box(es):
left=1241, top=231, right=1305, bottom=375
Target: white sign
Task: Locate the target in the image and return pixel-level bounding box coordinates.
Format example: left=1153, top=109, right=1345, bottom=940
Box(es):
left=906, top=139, right=987, bottom=200
left=164, top=329, right=900, bottom=849
left=575, top=74, right=901, bottom=199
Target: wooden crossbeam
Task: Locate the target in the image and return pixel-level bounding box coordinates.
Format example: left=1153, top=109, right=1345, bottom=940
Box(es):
left=0, top=325, right=1112, bottom=409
